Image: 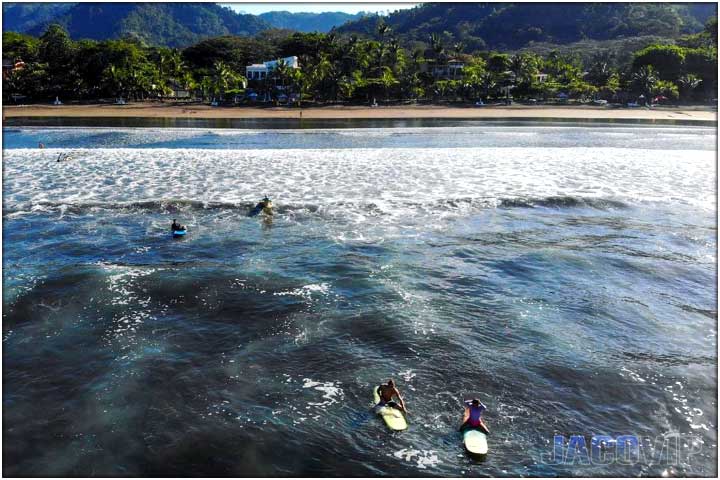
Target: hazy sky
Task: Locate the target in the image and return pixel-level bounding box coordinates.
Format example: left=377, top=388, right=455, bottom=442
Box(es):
left=221, top=3, right=418, bottom=15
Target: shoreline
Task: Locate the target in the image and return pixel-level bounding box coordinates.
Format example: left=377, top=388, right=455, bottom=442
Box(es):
left=3, top=103, right=717, bottom=123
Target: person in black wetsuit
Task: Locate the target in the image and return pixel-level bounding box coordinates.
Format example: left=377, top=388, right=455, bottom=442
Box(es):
left=249, top=196, right=273, bottom=217
left=171, top=219, right=185, bottom=231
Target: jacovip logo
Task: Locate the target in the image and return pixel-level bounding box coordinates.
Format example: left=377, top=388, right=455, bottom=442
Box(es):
left=540, top=433, right=704, bottom=465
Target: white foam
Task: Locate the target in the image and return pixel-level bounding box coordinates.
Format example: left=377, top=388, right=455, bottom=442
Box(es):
left=302, top=378, right=344, bottom=408
left=4, top=147, right=715, bottom=213
left=391, top=448, right=441, bottom=469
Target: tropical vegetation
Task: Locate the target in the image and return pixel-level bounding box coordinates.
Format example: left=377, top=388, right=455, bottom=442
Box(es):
left=3, top=17, right=716, bottom=105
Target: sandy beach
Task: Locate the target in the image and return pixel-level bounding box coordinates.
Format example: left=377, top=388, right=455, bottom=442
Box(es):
left=3, top=103, right=717, bottom=122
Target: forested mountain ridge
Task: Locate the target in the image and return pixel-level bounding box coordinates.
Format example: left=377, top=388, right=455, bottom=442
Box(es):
left=258, top=11, right=363, bottom=33
left=335, top=2, right=717, bottom=52
left=4, top=2, right=715, bottom=50
left=4, top=2, right=271, bottom=47
left=2, top=3, right=359, bottom=43
left=2, top=2, right=76, bottom=34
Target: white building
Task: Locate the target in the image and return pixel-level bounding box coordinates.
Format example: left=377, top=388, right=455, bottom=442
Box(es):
left=429, top=59, right=465, bottom=79
left=246, top=56, right=299, bottom=81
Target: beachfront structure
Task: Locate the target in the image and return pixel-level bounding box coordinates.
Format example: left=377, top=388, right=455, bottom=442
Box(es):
left=166, top=79, right=192, bottom=99
left=535, top=73, right=548, bottom=83
left=427, top=59, right=465, bottom=79
left=245, top=56, right=299, bottom=81
left=2, top=58, right=25, bottom=79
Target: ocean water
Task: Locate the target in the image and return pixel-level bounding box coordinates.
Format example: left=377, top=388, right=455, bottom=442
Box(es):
left=2, top=123, right=717, bottom=477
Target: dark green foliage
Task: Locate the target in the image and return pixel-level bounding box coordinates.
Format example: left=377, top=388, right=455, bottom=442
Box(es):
left=3, top=31, right=40, bottom=62
left=677, top=17, right=718, bottom=48
left=518, top=36, right=674, bottom=69
left=182, top=36, right=277, bottom=73
left=633, top=44, right=686, bottom=80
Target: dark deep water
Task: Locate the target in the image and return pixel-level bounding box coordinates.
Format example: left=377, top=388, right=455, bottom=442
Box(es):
left=3, top=123, right=717, bottom=476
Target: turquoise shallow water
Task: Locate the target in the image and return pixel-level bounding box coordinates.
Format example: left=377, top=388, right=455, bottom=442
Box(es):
left=2, top=123, right=717, bottom=476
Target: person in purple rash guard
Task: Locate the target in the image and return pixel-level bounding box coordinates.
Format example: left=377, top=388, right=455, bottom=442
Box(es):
left=459, top=398, right=489, bottom=434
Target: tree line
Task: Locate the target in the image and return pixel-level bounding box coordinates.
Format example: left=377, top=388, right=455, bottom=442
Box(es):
left=3, top=20, right=717, bottom=105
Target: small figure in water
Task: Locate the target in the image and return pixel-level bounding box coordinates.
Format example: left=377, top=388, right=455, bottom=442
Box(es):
left=459, top=398, right=489, bottom=434
left=171, top=219, right=185, bottom=231
left=259, top=196, right=273, bottom=215
left=39, top=142, right=45, bottom=149
left=249, top=196, right=273, bottom=217
left=375, top=379, right=408, bottom=414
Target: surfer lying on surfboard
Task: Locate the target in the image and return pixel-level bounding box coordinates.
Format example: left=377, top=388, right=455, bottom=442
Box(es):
left=459, top=398, right=489, bottom=434
left=374, top=379, right=408, bottom=414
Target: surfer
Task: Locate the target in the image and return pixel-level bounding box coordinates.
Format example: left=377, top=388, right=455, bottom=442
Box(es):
left=374, top=379, right=408, bottom=414
left=259, top=196, right=273, bottom=215
left=249, top=196, right=273, bottom=217
left=171, top=219, right=185, bottom=231
left=459, top=398, right=489, bottom=435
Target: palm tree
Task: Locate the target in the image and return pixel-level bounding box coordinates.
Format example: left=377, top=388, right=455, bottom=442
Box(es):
left=429, top=33, right=444, bottom=60
left=377, top=21, right=391, bottom=41
left=182, top=71, right=198, bottom=99
left=411, top=49, right=423, bottom=65
left=103, top=64, right=126, bottom=99
left=452, top=42, right=465, bottom=58
left=273, top=59, right=290, bottom=86
left=677, top=74, right=701, bottom=100
left=313, top=53, right=337, bottom=101
left=463, top=63, right=486, bottom=100
left=379, top=66, right=398, bottom=100
left=272, top=59, right=292, bottom=103
left=211, top=61, right=243, bottom=101
left=587, top=54, right=614, bottom=87
left=632, top=65, right=658, bottom=99
left=509, top=53, right=539, bottom=86
left=385, top=38, right=405, bottom=75
left=168, top=49, right=184, bottom=78
left=480, top=70, right=497, bottom=99
left=200, top=76, right=214, bottom=101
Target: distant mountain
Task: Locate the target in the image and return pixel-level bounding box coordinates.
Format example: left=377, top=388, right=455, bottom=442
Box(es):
left=336, top=2, right=718, bottom=52
left=4, top=2, right=271, bottom=47
left=4, top=2, right=715, bottom=51
left=2, top=2, right=76, bottom=33
left=258, top=11, right=363, bottom=33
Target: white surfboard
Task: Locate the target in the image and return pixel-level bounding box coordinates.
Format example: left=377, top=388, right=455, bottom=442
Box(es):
left=463, top=429, right=488, bottom=455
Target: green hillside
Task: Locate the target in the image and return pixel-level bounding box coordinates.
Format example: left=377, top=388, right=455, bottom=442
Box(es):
left=337, top=2, right=717, bottom=52
left=259, top=11, right=363, bottom=33
left=2, top=2, right=76, bottom=34
left=17, top=2, right=270, bottom=47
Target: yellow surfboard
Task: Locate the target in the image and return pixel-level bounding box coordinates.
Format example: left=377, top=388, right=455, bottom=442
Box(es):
left=372, top=386, right=407, bottom=431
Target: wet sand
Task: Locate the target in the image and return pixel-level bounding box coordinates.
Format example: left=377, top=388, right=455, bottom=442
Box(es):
left=3, top=103, right=717, bottom=122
